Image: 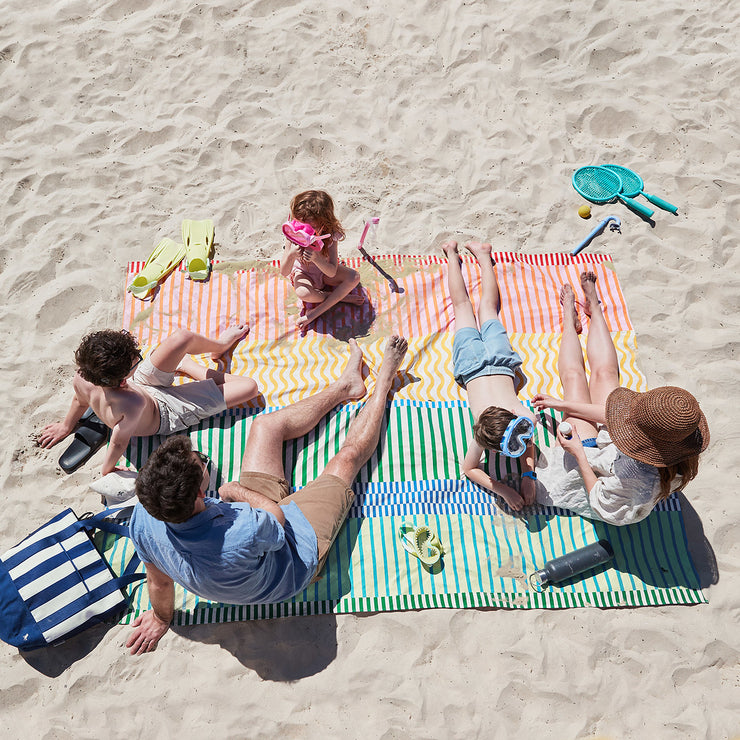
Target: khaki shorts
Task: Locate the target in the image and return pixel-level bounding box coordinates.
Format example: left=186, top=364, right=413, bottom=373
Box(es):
left=240, top=469, right=355, bottom=575
left=133, top=357, right=227, bottom=435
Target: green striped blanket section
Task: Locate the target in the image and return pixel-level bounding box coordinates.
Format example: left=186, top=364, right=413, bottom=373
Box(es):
left=108, top=400, right=706, bottom=625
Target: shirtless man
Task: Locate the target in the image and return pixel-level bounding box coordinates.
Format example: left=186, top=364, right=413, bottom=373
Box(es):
left=38, top=326, right=258, bottom=475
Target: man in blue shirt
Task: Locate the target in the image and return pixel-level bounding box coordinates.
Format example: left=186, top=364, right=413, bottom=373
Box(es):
left=126, top=336, right=408, bottom=654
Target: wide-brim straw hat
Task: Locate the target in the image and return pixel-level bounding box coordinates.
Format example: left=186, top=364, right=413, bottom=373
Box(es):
left=605, top=386, right=709, bottom=467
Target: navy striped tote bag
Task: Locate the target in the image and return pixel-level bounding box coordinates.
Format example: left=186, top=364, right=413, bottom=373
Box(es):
left=0, top=507, right=143, bottom=650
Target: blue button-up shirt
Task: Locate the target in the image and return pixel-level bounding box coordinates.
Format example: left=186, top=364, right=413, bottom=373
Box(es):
left=130, top=498, right=318, bottom=605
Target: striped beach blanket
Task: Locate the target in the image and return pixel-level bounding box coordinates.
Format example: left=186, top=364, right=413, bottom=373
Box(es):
left=110, top=253, right=705, bottom=625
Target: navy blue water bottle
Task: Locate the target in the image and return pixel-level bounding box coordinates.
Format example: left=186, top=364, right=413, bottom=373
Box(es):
left=532, top=540, right=614, bottom=587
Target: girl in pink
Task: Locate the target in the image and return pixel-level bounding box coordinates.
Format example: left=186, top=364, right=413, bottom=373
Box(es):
left=280, top=190, right=363, bottom=330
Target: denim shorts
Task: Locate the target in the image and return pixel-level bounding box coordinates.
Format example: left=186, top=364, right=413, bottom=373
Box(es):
left=452, top=319, right=524, bottom=389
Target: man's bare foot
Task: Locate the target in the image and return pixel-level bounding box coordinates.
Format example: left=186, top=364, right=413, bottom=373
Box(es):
left=376, top=336, right=408, bottom=388
left=441, top=240, right=459, bottom=260
left=335, top=338, right=367, bottom=400
left=559, top=285, right=582, bottom=334
left=580, top=271, right=600, bottom=317
left=465, top=241, right=494, bottom=265
left=211, top=324, right=250, bottom=360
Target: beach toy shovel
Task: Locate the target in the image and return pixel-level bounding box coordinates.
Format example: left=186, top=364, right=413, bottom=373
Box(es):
left=572, top=215, right=621, bottom=256
left=357, top=217, right=402, bottom=293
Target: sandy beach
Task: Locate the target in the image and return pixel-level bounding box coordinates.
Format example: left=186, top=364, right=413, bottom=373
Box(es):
left=1, top=1, right=739, bottom=737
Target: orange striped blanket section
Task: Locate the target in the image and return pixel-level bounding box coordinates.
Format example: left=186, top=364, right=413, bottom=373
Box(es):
left=123, top=253, right=646, bottom=407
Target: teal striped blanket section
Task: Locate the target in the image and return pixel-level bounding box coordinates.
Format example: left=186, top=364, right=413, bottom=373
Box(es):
left=109, top=400, right=705, bottom=624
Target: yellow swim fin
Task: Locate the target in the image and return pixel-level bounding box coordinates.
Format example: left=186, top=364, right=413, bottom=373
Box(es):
left=127, top=238, right=186, bottom=299
left=182, top=219, right=214, bottom=281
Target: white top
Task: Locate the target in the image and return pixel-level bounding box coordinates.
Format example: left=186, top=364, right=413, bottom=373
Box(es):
left=534, top=428, right=661, bottom=526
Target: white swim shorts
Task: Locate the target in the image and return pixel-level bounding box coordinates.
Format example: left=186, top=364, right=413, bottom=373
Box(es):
left=133, top=357, right=227, bottom=435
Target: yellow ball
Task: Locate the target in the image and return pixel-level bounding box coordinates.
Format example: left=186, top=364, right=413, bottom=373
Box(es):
left=578, top=205, right=592, bottom=219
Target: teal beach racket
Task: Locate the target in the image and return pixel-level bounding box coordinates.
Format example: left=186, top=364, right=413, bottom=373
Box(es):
left=572, top=166, right=654, bottom=218
left=601, top=164, right=678, bottom=214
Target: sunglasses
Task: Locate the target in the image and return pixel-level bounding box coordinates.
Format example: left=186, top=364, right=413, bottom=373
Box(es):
left=194, top=451, right=210, bottom=466
left=130, top=351, right=144, bottom=372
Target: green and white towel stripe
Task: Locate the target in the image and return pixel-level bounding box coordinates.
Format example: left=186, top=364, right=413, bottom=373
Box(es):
left=109, top=400, right=705, bottom=625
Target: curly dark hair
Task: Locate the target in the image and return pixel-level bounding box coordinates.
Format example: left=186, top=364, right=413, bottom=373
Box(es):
left=472, top=405, right=516, bottom=451
left=135, top=436, right=203, bottom=523
left=75, top=329, right=141, bottom=387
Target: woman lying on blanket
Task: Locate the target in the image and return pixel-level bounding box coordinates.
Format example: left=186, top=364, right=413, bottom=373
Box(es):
left=442, top=240, right=537, bottom=512
left=531, top=271, right=709, bottom=526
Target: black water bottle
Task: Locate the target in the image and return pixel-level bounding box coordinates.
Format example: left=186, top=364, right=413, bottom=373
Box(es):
left=532, top=540, right=614, bottom=587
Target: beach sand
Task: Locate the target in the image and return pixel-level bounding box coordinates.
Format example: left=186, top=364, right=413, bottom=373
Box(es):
left=1, top=1, right=738, bottom=737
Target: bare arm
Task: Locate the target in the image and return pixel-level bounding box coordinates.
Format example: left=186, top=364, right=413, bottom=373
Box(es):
left=301, top=241, right=339, bottom=278
left=126, top=562, right=174, bottom=655
left=519, top=440, right=537, bottom=506
left=219, top=482, right=287, bottom=527
left=532, top=394, right=607, bottom=425
left=462, top=438, right=526, bottom=512
left=37, top=393, right=88, bottom=448
left=557, top=426, right=600, bottom=492
left=280, top=243, right=302, bottom=277
left=101, top=421, right=134, bottom=475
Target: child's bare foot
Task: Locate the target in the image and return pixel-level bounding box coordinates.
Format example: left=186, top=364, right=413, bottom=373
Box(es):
left=377, top=336, right=408, bottom=387
left=441, top=240, right=459, bottom=260
left=580, top=271, right=600, bottom=317
left=211, top=324, right=250, bottom=360
left=336, top=339, right=367, bottom=401
left=340, top=288, right=366, bottom=306
left=465, top=241, right=494, bottom=265
left=296, top=309, right=318, bottom=331
left=559, top=285, right=582, bottom=334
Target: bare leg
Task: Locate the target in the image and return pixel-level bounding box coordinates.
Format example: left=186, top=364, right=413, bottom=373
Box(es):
left=465, top=242, right=500, bottom=323
left=337, top=288, right=366, bottom=306
left=323, top=336, right=408, bottom=485
left=297, top=265, right=361, bottom=330
left=558, top=285, right=598, bottom=439
left=239, top=339, right=367, bottom=478
left=177, top=356, right=259, bottom=407
left=581, top=272, right=620, bottom=407
left=294, top=277, right=329, bottom=304
left=324, top=268, right=365, bottom=306
left=442, top=240, right=477, bottom=330
left=149, top=325, right=249, bottom=372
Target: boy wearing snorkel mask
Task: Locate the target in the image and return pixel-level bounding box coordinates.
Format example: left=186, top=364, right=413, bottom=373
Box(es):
left=442, top=241, right=537, bottom=512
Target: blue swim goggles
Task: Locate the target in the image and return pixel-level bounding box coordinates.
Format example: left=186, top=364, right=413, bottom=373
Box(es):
left=499, top=416, right=535, bottom=458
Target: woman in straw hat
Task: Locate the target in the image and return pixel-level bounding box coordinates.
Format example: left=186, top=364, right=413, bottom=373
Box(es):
left=531, top=272, right=709, bottom=526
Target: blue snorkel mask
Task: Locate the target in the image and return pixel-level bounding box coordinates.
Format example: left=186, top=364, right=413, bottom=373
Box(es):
left=499, top=416, right=534, bottom=458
